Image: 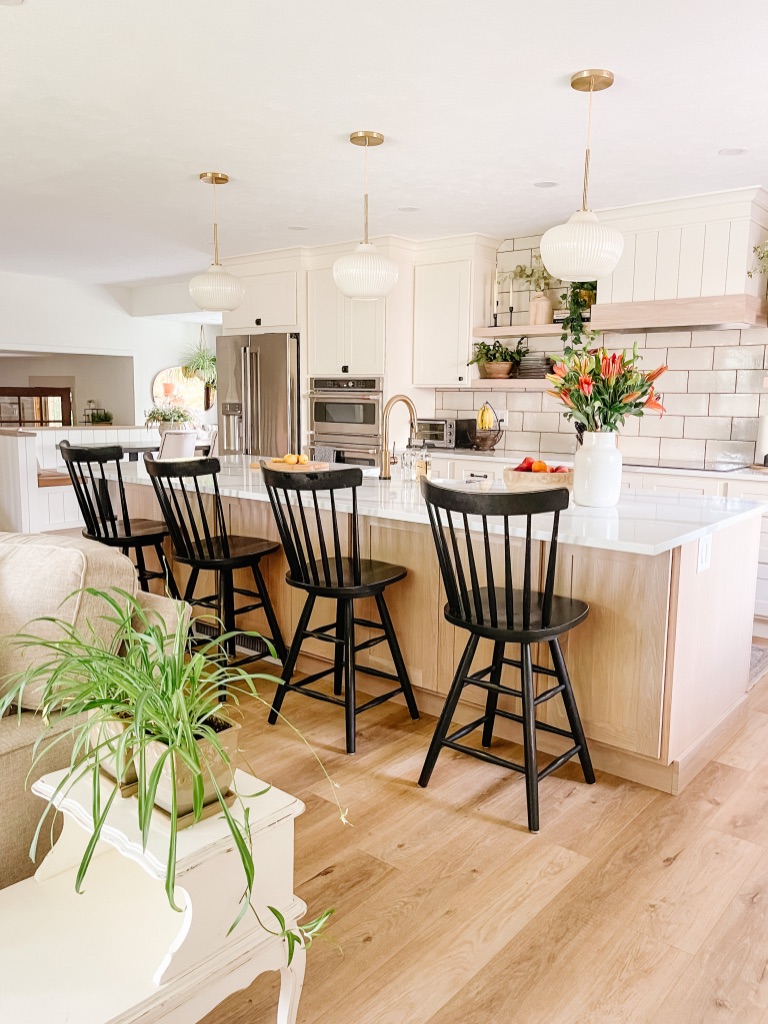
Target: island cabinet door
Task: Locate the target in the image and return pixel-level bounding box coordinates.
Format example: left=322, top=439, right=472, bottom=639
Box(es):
left=540, top=545, right=672, bottom=759
left=226, top=498, right=294, bottom=643
left=435, top=533, right=540, bottom=713
left=354, top=517, right=443, bottom=691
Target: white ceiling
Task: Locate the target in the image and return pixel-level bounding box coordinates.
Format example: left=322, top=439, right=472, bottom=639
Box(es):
left=1, top=0, right=767, bottom=285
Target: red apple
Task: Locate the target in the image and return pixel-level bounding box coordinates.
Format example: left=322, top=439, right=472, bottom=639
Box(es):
left=553, top=465, right=569, bottom=473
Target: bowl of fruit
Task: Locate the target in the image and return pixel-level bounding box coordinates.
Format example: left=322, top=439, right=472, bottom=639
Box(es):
left=468, top=403, right=503, bottom=451
left=503, top=458, right=573, bottom=492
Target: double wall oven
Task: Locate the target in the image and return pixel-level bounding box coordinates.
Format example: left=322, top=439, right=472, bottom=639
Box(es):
left=308, top=376, right=383, bottom=467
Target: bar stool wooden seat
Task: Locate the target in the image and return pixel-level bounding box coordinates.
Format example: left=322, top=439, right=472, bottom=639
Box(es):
left=59, top=440, right=178, bottom=597
left=261, top=463, right=420, bottom=754
left=143, top=454, right=287, bottom=672
left=419, top=477, right=595, bottom=832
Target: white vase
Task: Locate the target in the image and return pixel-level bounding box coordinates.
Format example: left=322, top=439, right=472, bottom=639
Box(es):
left=573, top=432, right=622, bottom=508
left=529, top=292, right=553, bottom=325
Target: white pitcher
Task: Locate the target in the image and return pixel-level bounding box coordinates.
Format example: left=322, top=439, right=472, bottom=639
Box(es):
left=573, top=431, right=622, bottom=507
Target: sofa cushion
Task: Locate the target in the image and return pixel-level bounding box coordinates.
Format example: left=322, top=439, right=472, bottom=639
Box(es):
left=0, top=532, right=138, bottom=709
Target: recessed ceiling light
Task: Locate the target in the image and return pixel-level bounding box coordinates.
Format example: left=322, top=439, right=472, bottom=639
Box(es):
left=718, top=148, right=747, bottom=156
left=534, top=181, right=558, bottom=188
left=288, top=225, right=308, bottom=231
left=398, top=206, right=420, bottom=212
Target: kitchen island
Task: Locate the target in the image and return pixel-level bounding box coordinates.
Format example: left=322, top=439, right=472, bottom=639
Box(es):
left=115, top=457, right=765, bottom=795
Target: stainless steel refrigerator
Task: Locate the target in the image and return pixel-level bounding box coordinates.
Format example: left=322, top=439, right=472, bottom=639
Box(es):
left=216, top=333, right=300, bottom=457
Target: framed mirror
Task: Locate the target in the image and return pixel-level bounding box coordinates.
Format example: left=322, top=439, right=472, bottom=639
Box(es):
left=151, top=367, right=214, bottom=412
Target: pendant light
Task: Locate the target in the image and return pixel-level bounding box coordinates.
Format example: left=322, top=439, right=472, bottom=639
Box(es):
left=189, top=172, right=245, bottom=313
left=333, top=131, right=399, bottom=300
left=540, top=70, right=624, bottom=282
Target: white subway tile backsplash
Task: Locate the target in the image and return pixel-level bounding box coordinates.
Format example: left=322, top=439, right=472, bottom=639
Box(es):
left=661, top=393, right=710, bottom=416
left=684, top=417, right=731, bottom=440
left=473, top=391, right=507, bottom=410
left=665, top=347, right=714, bottom=370
left=617, top=436, right=661, bottom=459
left=639, top=415, right=684, bottom=438
left=505, top=392, right=543, bottom=412
left=741, top=327, right=768, bottom=346
left=692, top=329, right=741, bottom=347
left=708, top=393, right=759, bottom=417
left=538, top=432, right=577, bottom=454
left=523, top=412, right=561, bottom=432
left=657, top=370, right=689, bottom=392
left=706, top=439, right=755, bottom=463
left=643, top=330, right=691, bottom=349
left=736, top=369, right=768, bottom=393
left=514, top=235, right=542, bottom=250
left=659, top=438, right=707, bottom=462
left=713, top=346, right=764, bottom=369
left=502, top=411, right=523, bottom=431
left=732, top=418, right=759, bottom=441
left=687, top=370, right=736, bottom=393
left=503, top=431, right=541, bottom=452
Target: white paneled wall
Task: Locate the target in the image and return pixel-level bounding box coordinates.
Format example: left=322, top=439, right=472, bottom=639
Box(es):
left=35, top=427, right=160, bottom=470
left=0, top=432, right=38, bottom=532
left=597, top=188, right=768, bottom=304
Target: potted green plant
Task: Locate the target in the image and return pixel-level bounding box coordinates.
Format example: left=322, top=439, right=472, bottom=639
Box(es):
left=0, top=590, right=336, bottom=947
left=510, top=254, right=559, bottom=325
left=468, top=338, right=528, bottom=379
left=89, top=409, right=114, bottom=424
left=182, top=336, right=217, bottom=411
left=145, top=404, right=194, bottom=436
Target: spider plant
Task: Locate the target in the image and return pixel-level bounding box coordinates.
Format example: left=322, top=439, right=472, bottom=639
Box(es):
left=0, top=589, right=337, bottom=949
left=182, top=336, right=217, bottom=389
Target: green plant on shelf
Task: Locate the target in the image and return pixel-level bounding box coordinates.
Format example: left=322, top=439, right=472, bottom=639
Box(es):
left=469, top=338, right=529, bottom=366
left=560, top=281, right=598, bottom=353
left=89, top=410, right=113, bottom=424
left=508, top=253, right=557, bottom=294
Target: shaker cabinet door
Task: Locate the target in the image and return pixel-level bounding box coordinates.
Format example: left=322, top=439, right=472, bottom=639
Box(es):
left=307, top=268, right=346, bottom=374
left=223, top=271, right=298, bottom=331
left=412, top=260, right=471, bottom=387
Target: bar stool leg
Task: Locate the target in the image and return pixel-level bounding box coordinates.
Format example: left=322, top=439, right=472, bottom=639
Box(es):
left=333, top=600, right=345, bottom=696
left=343, top=598, right=357, bottom=755
left=520, top=642, right=539, bottom=833
left=482, top=641, right=505, bottom=748
left=418, top=633, right=479, bottom=788
left=251, top=563, right=287, bottom=664
left=375, top=592, right=419, bottom=721
left=134, top=546, right=149, bottom=592
left=268, top=593, right=316, bottom=725
left=549, top=638, right=596, bottom=785
left=155, top=542, right=180, bottom=599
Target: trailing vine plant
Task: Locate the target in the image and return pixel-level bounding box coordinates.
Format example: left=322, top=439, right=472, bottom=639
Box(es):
left=560, top=281, right=598, bottom=355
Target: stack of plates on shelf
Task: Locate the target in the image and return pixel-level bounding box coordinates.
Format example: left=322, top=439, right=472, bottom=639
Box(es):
left=517, top=354, right=551, bottom=379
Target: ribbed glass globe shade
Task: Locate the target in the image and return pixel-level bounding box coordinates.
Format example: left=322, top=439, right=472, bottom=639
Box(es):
left=333, top=243, right=399, bottom=300
left=189, top=263, right=245, bottom=312
left=540, top=210, right=624, bottom=282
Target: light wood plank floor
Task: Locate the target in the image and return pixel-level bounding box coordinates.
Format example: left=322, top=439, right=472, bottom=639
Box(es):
left=201, top=665, right=768, bottom=1024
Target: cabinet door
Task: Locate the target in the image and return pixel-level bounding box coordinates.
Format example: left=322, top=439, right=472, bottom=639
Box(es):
left=307, top=268, right=346, bottom=375
left=223, top=271, right=297, bottom=330
left=725, top=479, right=768, bottom=617
left=345, top=297, right=385, bottom=375
left=413, top=261, right=471, bottom=387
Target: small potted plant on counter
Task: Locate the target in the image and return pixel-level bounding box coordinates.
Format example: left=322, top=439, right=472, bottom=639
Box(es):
left=145, top=404, right=194, bottom=436
left=468, top=338, right=528, bottom=379
left=546, top=337, right=667, bottom=508
left=0, top=590, right=337, bottom=947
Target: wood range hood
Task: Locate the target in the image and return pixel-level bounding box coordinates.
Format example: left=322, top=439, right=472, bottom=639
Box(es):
left=590, top=293, right=768, bottom=334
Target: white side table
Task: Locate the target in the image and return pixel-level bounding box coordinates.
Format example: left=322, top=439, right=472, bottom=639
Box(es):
left=0, top=767, right=307, bottom=1024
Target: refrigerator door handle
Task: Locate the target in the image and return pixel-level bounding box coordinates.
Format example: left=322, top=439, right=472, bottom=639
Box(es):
left=251, top=349, right=262, bottom=455
left=241, top=345, right=251, bottom=455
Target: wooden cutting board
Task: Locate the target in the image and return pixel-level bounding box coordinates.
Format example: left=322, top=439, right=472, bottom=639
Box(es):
left=250, top=460, right=330, bottom=472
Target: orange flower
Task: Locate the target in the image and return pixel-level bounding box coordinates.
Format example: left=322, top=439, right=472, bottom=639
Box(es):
left=645, top=364, right=667, bottom=384
left=644, top=386, right=665, bottom=415
left=621, top=390, right=641, bottom=404
left=552, top=362, right=567, bottom=378
left=578, top=375, right=593, bottom=397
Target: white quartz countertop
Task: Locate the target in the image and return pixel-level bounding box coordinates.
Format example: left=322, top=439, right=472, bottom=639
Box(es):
left=112, top=456, right=767, bottom=558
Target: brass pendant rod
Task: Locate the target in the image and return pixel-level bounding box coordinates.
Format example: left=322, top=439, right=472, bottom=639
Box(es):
left=363, top=143, right=369, bottom=244
left=212, top=182, right=220, bottom=264
left=582, top=80, right=594, bottom=212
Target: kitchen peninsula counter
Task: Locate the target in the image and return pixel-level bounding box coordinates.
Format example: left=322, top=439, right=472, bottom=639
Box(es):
left=115, top=457, right=765, bottom=796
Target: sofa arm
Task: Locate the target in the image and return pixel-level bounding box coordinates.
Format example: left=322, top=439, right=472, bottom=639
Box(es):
left=133, top=592, right=191, bottom=647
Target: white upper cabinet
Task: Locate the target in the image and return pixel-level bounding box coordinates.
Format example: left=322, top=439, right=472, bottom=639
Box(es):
left=412, top=260, right=472, bottom=387
left=223, top=270, right=298, bottom=331
left=307, top=268, right=385, bottom=376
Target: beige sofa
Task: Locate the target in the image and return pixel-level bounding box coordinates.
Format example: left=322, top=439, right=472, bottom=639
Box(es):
left=0, top=531, right=183, bottom=889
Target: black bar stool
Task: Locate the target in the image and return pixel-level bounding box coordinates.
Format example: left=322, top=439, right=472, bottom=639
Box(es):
left=143, top=454, right=287, bottom=670
left=419, top=478, right=595, bottom=832
left=60, top=440, right=178, bottom=597
left=261, top=464, right=419, bottom=754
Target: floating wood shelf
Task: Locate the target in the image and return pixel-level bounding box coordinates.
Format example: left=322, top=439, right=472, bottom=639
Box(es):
left=473, top=323, right=564, bottom=339
left=469, top=378, right=550, bottom=391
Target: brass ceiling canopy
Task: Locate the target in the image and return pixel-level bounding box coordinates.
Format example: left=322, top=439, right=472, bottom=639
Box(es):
left=349, top=131, right=384, bottom=147
left=570, top=69, right=615, bottom=93
left=198, top=171, right=230, bottom=185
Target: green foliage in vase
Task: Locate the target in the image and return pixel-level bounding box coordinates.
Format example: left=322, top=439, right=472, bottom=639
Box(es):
left=144, top=404, right=194, bottom=426
left=0, top=590, right=340, bottom=953
left=509, top=253, right=557, bottom=294
left=182, top=338, right=217, bottom=388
